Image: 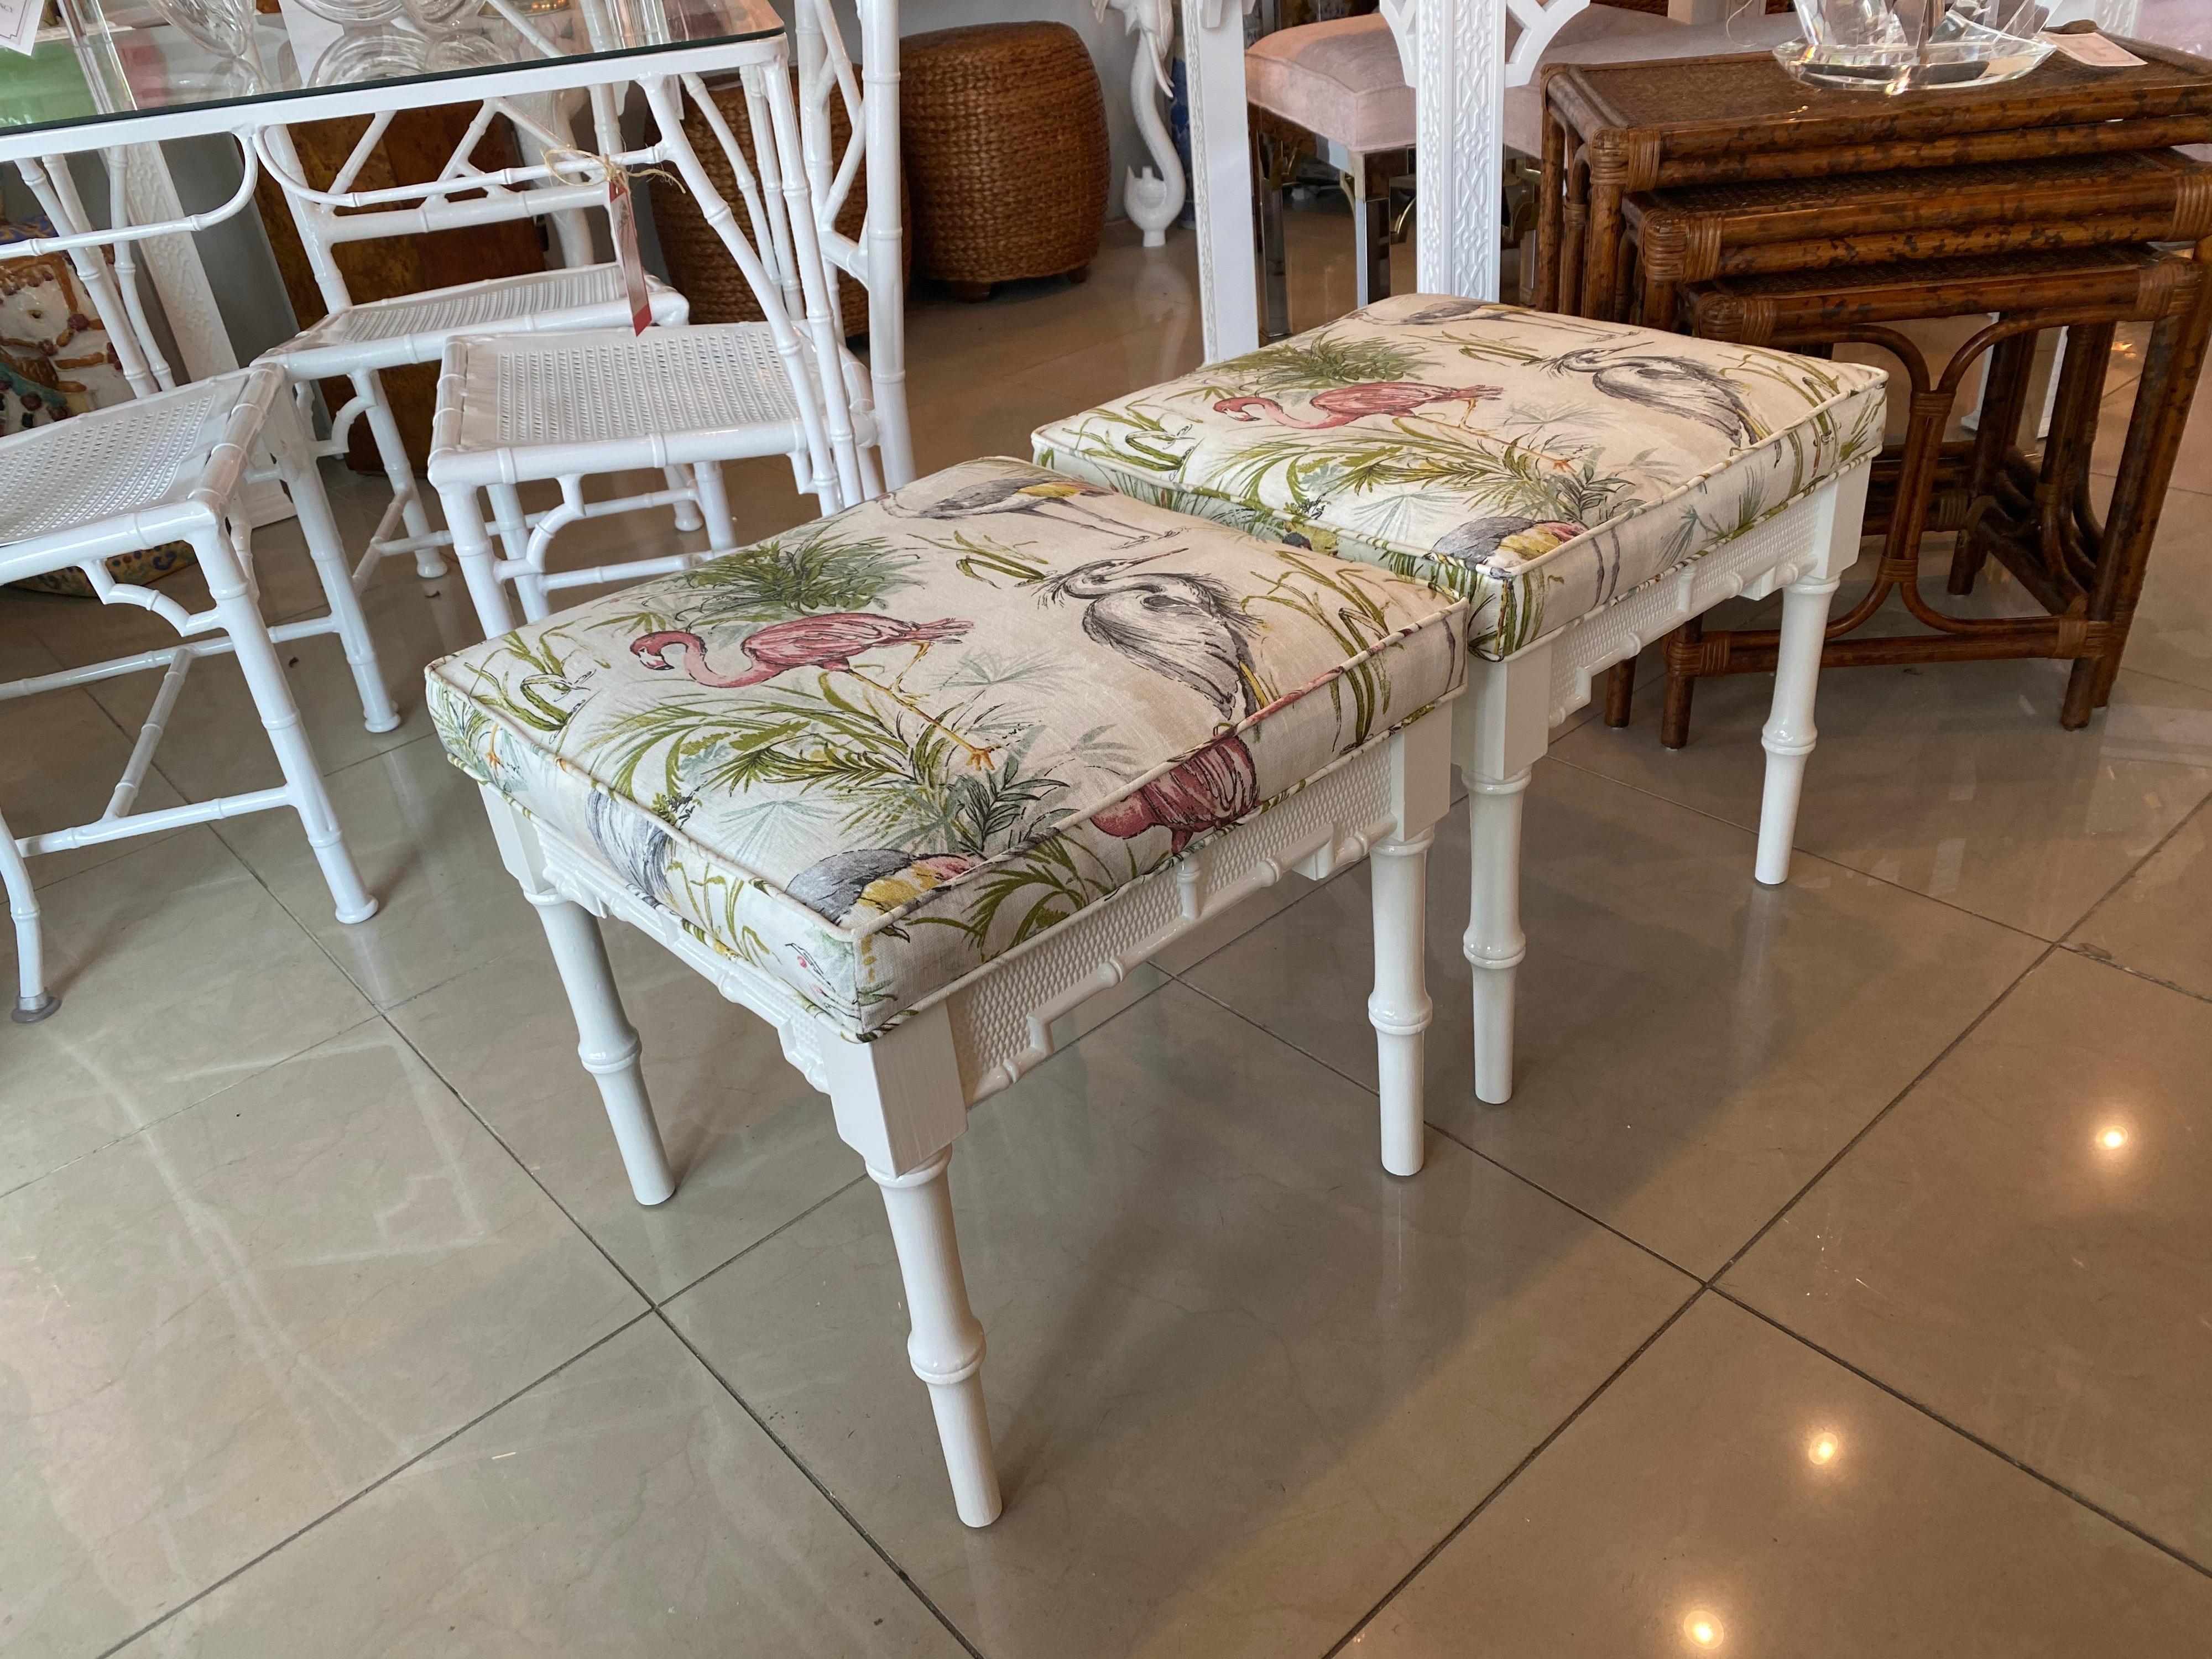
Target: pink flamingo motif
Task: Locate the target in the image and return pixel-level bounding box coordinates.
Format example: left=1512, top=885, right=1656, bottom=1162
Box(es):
left=633, top=613, right=995, bottom=766
left=1213, top=380, right=1504, bottom=430
left=1091, top=733, right=1259, bottom=855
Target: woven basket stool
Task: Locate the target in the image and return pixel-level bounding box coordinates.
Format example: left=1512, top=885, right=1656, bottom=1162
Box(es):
left=650, top=72, right=909, bottom=339
left=900, top=21, right=1108, bottom=301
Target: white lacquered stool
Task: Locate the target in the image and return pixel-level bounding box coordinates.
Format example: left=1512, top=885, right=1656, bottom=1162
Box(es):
left=1035, top=293, right=1887, bottom=1103
left=427, top=456, right=1466, bottom=1524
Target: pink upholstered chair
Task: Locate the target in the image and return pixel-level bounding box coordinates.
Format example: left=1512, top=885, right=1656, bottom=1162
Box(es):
left=1246, top=13, right=1414, bottom=337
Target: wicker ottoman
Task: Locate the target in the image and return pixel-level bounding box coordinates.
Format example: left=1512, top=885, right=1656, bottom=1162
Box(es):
left=901, top=21, right=1108, bottom=302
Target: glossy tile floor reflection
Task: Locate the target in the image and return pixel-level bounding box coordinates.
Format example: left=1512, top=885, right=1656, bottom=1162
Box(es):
left=8, top=212, right=2212, bottom=1656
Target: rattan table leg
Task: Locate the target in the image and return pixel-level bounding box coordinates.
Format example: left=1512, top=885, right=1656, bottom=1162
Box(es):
left=2067, top=280, right=2212, bottom=722
left=1535, top=103, right=1566, bottom=312
left=1949, top=331, right=2037, bottom=597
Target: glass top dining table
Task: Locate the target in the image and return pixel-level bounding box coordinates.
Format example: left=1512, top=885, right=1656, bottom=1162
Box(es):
left=0, top=0, right=783, bottom=158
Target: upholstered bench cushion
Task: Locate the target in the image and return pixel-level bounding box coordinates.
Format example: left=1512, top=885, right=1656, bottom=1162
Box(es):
left=428, top=457, right=1466, bottom=1036
left=1032, top=295, right=1886, bottom=660
left=1245, top=14, right=1415, bottom=152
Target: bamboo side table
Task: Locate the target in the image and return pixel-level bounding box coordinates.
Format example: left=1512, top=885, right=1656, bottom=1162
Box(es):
left=1536, top=45, right=2212, bottom=321
left=1644, top=247, right=2211, bottom=738
left=1623, top=150, right=2212, bottom=328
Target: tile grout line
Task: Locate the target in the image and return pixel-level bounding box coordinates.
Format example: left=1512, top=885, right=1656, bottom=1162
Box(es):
left=650, top=1310, right=990, bottom=1659
left=1164, top=974, right=1704, bottom=1285
left=1541, top=749, right=2075, bottom=948
left=1707, top=940, right=2057, bottom=1286
left=90, top=1310, right=659, bottom=1659
left=2055, top=788, right=2211, bottom=956
left=1316, top=1286, right=1708, bottom=1659
left=2059, top=940, right=2212, bottom=1010
left=1716, top=1288, right=2212, bottom=1583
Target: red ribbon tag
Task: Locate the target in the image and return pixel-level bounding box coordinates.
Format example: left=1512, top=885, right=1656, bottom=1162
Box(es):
left=607, top=169, right=651, bottom=335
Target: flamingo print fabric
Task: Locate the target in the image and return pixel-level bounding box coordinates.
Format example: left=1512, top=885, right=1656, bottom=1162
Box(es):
left=426, top=457, right=1466, bottom=1036
left=1031, top=294, right=1887, bottom=660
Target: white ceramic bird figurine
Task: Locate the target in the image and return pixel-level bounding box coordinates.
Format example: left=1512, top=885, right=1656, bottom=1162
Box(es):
left=1094, top=0, right=1186, bottom=247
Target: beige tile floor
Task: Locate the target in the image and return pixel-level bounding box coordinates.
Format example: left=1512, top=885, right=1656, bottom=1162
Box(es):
left=7, top=212, right=2212, bottom=1656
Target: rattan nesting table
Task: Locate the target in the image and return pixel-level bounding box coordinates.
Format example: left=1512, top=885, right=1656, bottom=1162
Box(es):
left=1640, top=246, right=2212, bottom=738
left=1623, top=150, right=2212, bottom=330
left=1536, top=44, right=2212, bottom=321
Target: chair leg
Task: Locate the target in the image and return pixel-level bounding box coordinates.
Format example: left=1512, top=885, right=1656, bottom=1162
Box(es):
left=665, top=466, right=707, bottom=533
left=1370, top=827, right=1434, bottom=1176
left=692, top=461, right=738, bottom=552
left=439, top=483, right=519, bottom=637
left=1754, top=568, right=1840, bottom=887
left=268, top=400, right=399, bottom=734
left=869, top=1149, right=1001, bottom=1527
left=1465, top=770, right=1530, bottom=1105
left=1354, top=182, right=1390, bottom=309
left=533, top=893, right=676, bottom=1206
left=352, top=370, right=447, bottom=581
left=1259, top=164, right=1291, bottom=342
left=194, top=528, right=378, bottom=925
left=1, top=817, right=56, bottom=1022
left=487, top=482, right=533, bottom=565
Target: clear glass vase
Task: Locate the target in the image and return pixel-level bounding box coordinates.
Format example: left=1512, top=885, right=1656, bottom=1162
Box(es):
left=1776, top=0, right=2056, bottom=91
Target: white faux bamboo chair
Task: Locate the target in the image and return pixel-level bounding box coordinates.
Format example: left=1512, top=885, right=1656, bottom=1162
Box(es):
left=253, top=91, right=696, bottom=589
left=425, top=0, right=909, bottom=631
left=1, top=366, right=389, bottom=1016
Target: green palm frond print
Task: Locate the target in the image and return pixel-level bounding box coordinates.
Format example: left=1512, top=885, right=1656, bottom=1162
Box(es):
left=1215, top=332, right=1423, bottom=393
left=601, top=529, right=913, bottom=634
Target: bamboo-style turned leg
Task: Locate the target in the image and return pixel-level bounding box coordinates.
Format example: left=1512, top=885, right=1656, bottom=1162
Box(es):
left=353, top=371, right=447, bottom=581
left=1755, top=568, right=1842, bottom=887
left=534, top=895, right=675, bottom=1206
left=440, top=484, right=519, bottom=638
left=1369, top=828, right=1434, bottom=1176
left=1465, top=769, right=1530, bottom=1107
left=692, top=461, right=738, bottom=552
left=871, top=1151, right=1001, bottom=1527
left=270, top=401, right=398, bottom=735
left=2, top=818, right=54, bottom=1022
left=665, top=466, right=707, bottom=533
left=1259, top=173, right=1291, bottom=343
left=201, top=536, right=378, bottom=925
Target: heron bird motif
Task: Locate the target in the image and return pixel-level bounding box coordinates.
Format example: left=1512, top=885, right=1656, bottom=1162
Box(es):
left=883, top=471, right=1152, bottom=542
left=1378, top=298, right=1518, bottom=327
left=631, top=613, right=998, bottom=768
left=586, top=790, right=678, bottom=909
left=1432, top=515, right=1585, bottom=573
left=1213, top=379, right=1504, bottom=430
left=1091, top=732, right=1259, bottom=854
left=1543, top=346, right=1763, bottom=444
left=1040, top=553, right=1265, bottom=721
left=787, top=847, right=979, bottom=924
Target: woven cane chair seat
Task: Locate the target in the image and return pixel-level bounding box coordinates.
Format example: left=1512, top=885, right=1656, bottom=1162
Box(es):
left=1034, top=294, right=1887, bottom=660
left=272, top=264, right=690, bottom=377
left=426, top=456, right=1465, bottom=1034
left=427, top=324, right=815, bottom=484
left=0, top=377, right=239, bottom=552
